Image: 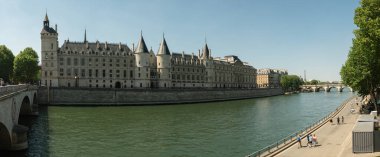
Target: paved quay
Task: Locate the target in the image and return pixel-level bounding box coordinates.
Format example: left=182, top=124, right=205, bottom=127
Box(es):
left=273, top=97, right=380, bottom=157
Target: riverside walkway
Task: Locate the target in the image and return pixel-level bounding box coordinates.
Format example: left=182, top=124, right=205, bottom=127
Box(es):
left=273, top=97, right=380, bottom=157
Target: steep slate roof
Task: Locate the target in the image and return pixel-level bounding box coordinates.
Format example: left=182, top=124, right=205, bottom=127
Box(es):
left=60, top=41, right=131, bottom=53
left=202, top=43, right=210, bottom=58
left=135, top=34, right=149, bottom=53
left=41, top=27, right=57, bottom=34
left=157, top=37, right=170, bottom=55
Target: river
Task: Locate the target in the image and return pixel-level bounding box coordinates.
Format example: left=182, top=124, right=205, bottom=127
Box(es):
left=2, top=90, right=355, bottom=157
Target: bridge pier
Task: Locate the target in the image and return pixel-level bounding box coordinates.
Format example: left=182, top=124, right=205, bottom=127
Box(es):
left=337, top=86, right=343, bottom=92
left=30, top=103, right=39, bottom=116
left=311, top=86, right=320, bottom=92
left=348, top=87, right=354, bottom=92
left=323, top=86, right=331, bottom=92
left=10, top=124, right=28, bottom=150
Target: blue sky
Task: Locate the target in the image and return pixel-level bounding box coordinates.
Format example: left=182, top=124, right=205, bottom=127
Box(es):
left=0, top=0, right=360, bottom=81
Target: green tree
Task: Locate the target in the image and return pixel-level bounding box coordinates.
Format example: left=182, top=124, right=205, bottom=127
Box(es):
left=341, top=0, right=380, bottom=111
left=13, top=47, right=39, bottom=84
left=0, top=45, right=15, bottom=83
left=310, top=79, right=319, bottom=85
left=281, top=75, right=303, bottom=92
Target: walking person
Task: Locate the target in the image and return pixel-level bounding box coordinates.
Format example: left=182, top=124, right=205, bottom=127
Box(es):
left=337, top=117, right=340, bottom=125
left=297, top=135, right=302, bottom=148
left=341, top=116, right=344, bottom=124
left=307, top=134, right=312, bottom=148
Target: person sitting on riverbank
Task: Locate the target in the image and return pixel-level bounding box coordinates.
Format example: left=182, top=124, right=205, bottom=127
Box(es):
left=312, top=134, right=318, bottom=147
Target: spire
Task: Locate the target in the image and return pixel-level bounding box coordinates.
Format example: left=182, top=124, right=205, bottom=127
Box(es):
left=149, top=46, right=154, bottom=54
left=157, top=33, right=170, bottom=55
left=43, top=11, right=49, bottom=27
left=84, top=29, right=87, bottom=43
left=135, top=31, right=149, bottom=53
left=44, top=10, right=49, bottom=22
left=205, top=33, right=207, bottom=44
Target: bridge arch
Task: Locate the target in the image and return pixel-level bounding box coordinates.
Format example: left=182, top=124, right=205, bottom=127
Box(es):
left=19, top=96, right=31, bottom=116
left=0, top=122, right=11, bottom=150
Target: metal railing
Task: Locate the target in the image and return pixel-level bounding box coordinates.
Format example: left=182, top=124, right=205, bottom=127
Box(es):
left=245, top=95, right=356, bottom=157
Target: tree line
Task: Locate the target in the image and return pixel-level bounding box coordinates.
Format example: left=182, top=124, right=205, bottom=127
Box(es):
left=280, top=75, right=303, bottom=92
left=0, top=45, right=39, bottom=85
left=341, top=0, right=380, bottom=111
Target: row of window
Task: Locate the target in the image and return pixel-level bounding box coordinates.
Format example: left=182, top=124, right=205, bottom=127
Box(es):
left=59, top=50, right=132, bottom=56
left=57, top=69, right=135, bottom=78
left=58, top=57, right=134, bottom=67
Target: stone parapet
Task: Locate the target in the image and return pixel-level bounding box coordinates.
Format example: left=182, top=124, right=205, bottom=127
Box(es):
left=38, top=87, right=283, bottom=105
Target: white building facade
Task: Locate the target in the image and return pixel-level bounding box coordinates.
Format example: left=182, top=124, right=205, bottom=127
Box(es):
left=40, top=14, right=258, bottom=89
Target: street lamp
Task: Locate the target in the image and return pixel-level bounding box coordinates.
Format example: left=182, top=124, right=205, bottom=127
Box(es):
left=74, top=75, right=79, bottom=88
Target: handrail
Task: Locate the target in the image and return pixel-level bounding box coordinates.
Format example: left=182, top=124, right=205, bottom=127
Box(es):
left=245, top=95, right=357, bottom=157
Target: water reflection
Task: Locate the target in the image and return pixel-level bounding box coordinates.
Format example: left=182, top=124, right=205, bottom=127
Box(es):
left=0, top=92, right=355, bottom=157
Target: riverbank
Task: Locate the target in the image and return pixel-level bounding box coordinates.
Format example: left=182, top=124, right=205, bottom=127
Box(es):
left=273, top=96, right=380, bottom=157
left=37, top=87, right=283, bottom=105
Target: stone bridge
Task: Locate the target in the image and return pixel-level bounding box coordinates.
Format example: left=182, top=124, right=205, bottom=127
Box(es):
left=301, top=84, right=353, bottom=92
left=0, top=85, right=38, bottom=150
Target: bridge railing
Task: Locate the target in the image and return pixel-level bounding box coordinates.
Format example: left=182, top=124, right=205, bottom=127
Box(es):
left=245, top=95, right=356, bottom=157
left=0, top=84, right=30, bottom=96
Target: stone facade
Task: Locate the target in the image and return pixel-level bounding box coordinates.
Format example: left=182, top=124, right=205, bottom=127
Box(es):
left=256, top=69, right=288, bottom=88
left=40, top=14, right=258, bottom=89
left=37, top=87, right=283, bottom=105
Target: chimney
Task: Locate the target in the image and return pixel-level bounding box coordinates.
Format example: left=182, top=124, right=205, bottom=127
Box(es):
left=55, top=24, right=57, bottom=32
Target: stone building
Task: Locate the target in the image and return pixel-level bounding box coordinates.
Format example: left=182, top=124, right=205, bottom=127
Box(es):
left=256, top=69, right=288, bottom=88
left=40, top=14, right=257, bottom=89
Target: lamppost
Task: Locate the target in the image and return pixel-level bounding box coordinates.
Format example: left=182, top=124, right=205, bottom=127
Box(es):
left=74, top=75, right=79, bottom=88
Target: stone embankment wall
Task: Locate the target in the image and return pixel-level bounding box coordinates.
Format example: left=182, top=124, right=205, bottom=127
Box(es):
left=38, top=87, right=283, bottom=105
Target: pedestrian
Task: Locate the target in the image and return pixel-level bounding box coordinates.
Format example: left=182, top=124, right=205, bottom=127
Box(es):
left=297, top=135, right=302, bottom=148
left=307, top=134, right=312, bottom=147
left=337, top=117, right=340, bottom=125
left=312, top=134, right=318, bottom=146
left=342, top=116, right=344, bottom=124
left=329, top=118, right=333, bottom=124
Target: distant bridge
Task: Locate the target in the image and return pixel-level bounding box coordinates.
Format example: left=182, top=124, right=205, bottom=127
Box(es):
left=301, top=84, right=353, bottom=92
left=0, top=85, right=38, bottom=150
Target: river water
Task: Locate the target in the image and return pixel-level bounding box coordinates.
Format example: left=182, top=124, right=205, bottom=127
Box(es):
left=3, top=90, right=355, bottom=157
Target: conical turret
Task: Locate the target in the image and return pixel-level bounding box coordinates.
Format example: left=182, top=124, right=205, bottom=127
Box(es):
left=135, top=32, right=149, bottom=53
left=157, top=35, right=170, bottom=55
